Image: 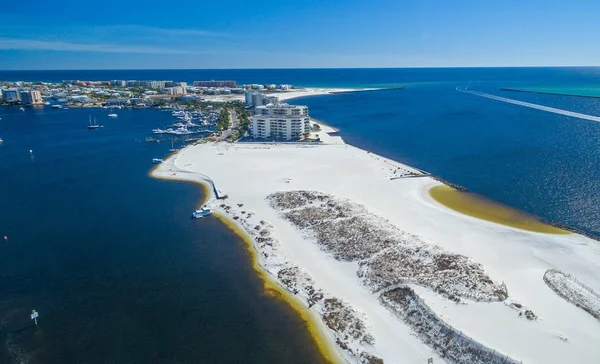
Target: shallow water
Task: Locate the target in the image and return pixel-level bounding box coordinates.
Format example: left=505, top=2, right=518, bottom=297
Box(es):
left=429, top=186, right=568, bottom=234
left=291, top=80, right=600, bottom=237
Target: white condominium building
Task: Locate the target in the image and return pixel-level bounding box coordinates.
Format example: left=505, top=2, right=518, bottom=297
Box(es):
left=20, top=90, right=43, bottom=104
left=251, top=104, right=311, bottom=140
left=245, top=91, right=279, bottom=107
left=1, top=88, right=20, bottom=102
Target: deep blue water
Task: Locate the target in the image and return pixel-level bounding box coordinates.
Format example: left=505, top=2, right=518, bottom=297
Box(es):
left=0, top=107, right=325, bottom=363
left=3, top=67, right=600, bottom=88
left=1, top=67, right=600, bottom=362
left=290, top=81, right=600, bottom=236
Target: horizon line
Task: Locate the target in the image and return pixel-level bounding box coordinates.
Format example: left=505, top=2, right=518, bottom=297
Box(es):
left=1, top=65, right=600, bottom=72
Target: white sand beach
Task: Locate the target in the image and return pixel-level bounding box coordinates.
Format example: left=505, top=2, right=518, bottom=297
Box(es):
left=201, top=87, right=373, bottom=103
left=152, top=125, right=600, bottom=363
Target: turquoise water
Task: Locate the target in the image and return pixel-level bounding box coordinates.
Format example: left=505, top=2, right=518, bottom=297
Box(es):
left=1, top=67, right=600, bottom=362
left=503, top=86, right=600, bottom=98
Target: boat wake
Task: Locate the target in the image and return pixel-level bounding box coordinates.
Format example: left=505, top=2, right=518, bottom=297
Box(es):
left=456, top=86, right=600, bottom=123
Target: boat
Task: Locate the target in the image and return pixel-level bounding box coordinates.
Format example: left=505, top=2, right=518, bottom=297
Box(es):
left=152, top=158, right=164, bottom=164
left=88, top=116, right=101, bottom=129
left=51, top=104, right=62, bottom=109
left=152, top=128, right=167, bottom=134
left=169, top=139, right=178, bottom=152
left=0, top=138, right=3, bottom=144
left=19, top=107, right=25, bottom=111
left=192, top=207, right=212, bottom=218
left=145, top=137, right=160, bottom=143
left=108, top=108, right=118, bottom=118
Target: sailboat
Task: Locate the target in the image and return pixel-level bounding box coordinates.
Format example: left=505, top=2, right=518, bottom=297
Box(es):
left=169, top=138, right=178, bottom=152
left=108, top=107, right=118, bottom=118
left=88, top=116, right=101, bottom=129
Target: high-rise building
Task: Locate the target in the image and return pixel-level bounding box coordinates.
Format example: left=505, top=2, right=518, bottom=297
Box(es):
left=20, top=90, right=43, bottom=104
left=245, top=91, right=279, bottom=107
left=163, top=87, right=186, bottom=95
left=251, top=104, right=311, bottom=140
left=165, top=81, right=187, bottom=88
left=194, top=80, right=237, bottom=88
left=1, top=88, right=20, bottom=102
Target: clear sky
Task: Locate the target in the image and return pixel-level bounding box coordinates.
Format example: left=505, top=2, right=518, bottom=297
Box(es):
left=1, top=0, right=599, bottom=69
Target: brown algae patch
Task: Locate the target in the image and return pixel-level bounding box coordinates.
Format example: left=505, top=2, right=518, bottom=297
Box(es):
left=429, top=185, right=569, bottom=234
left=214, top=213, right=343, bottom=364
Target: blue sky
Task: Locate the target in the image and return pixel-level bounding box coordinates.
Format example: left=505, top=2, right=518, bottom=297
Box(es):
left=1, top=0, right=599, bottom=69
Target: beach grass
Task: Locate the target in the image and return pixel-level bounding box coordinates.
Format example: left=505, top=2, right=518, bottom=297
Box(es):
left=214, top=214, right=342, bottom=364
left=429, top=185, right=570, bottom=234
left=151, top=162, right=340, bottom=363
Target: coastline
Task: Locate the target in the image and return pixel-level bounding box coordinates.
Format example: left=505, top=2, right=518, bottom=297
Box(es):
left=150, top=94, right=600, bottom=363
left=214, top=214, right=344, bottom=364
left=150, top=156, right=346, bottom=363
left=200, top=87, right=377, bottom=104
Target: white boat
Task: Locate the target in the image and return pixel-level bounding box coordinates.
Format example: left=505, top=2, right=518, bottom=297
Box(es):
left=0, top=138, right=3, bottom=144
left=51, top=104, right=62, bottom=109
left=152, top=128, right=167, bottom=134
left=192, top=207, right=212, bottom=218
left=108, top=108, right=118, bottom=118
left=88, top=116, right=101, bottom=129
left=19, top=107, right=25, bottom=111
left=152, top=158, right=164, bottom=164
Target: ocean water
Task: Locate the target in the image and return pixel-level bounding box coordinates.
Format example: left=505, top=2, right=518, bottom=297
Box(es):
left=3, top=67, right=600, bottom=88
left=290, top=80, right=600, bottom=236
left=0, top=107, right=326, bottom=363
left=1, top=67, right=600, bottom=362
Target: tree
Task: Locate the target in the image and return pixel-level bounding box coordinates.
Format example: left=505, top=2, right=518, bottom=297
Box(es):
left=217, top=109, right=231, bottom=131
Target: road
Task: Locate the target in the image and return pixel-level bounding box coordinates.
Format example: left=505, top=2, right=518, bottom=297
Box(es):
left=216, top=109, right=238, bottom=141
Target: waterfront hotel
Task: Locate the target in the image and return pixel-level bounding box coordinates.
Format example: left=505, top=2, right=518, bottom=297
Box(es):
left=250, top=104, right=311, bottom=140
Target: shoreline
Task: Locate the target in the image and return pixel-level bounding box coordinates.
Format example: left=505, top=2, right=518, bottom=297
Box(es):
left=149, top=156, right=346, bottom=363
left=428, top=185, right=569, bottom=235
left=150, top=99, right=600, bottom=362
left=214, top=214, right=344, bottom=364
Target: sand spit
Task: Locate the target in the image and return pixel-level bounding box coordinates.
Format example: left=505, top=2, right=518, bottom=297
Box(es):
left=201, top=87, right=376, bottom=103
left=151, top=124, right=600, bottom=363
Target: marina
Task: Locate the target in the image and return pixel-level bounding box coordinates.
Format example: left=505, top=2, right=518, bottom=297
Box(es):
left=1, top=68, right=600, bottom=364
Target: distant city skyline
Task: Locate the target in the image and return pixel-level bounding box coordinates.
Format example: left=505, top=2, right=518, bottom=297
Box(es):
left=2, top=0, right=600, bottom=70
